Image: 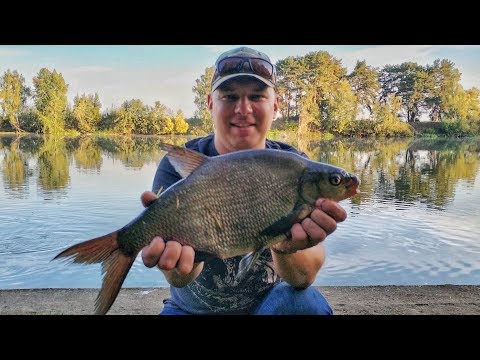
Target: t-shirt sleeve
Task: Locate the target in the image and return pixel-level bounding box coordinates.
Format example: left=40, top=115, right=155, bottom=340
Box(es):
left=152, top=156, right=182, bottom=194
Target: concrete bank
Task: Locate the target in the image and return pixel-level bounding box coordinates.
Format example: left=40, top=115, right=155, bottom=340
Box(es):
left=1, top=285, right=479, bottom=315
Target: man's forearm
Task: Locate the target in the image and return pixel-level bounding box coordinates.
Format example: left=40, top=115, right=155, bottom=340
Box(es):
left=271, top=244, right=325, bottom=288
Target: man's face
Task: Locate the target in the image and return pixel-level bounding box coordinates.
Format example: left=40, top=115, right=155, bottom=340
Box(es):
left=207, top=77, right=278, bottom=154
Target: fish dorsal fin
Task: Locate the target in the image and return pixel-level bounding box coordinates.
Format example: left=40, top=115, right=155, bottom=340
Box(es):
left=159, top=142, right=209, bottom=178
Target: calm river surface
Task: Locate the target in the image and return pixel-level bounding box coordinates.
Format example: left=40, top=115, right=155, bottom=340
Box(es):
left=1, top=134, right=479, bottom=288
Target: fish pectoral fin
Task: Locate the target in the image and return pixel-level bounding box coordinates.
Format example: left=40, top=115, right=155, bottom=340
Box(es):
left=193, top=250, right=216, bottom=263
left=259, top=203, right=313, bottom=237
left=159, top=142, right=209, bottom=178
left=236, top=250, right=262, bottom=282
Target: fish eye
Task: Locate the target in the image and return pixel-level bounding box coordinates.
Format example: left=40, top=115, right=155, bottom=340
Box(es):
left=329, top=173, right=343, bottom=186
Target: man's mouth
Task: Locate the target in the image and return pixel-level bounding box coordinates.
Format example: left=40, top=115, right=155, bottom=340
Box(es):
left=231, top=123, right=254, bottom=128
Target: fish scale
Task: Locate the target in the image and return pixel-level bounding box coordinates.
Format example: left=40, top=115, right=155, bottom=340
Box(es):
left=123, top=153, right=303, bottom=258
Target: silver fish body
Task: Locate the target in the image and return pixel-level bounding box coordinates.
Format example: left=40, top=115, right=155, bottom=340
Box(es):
left=54, top=143, right=360, bottom=314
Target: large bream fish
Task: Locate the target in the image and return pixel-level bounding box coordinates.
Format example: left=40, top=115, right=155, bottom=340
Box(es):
left=53, top=143, right=360, bottom=314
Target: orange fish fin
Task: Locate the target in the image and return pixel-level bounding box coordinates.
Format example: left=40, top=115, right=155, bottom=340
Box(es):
left=53, top=231, right=137, bottom=315
left=159, top=142, right=209, bottom=178
left=53, top=231, right=119, bottom=264
left=95, top=248, right=137, bottom=315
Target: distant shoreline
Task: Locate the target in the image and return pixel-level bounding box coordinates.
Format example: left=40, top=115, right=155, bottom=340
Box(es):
left=1, top=285, right=479, bottom=315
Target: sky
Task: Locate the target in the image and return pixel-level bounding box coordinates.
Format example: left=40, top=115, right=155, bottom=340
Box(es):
left=0, top=45, right=479, bottom=118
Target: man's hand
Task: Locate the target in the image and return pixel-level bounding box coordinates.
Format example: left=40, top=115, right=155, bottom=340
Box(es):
left=271, top=198, right=347, bottom=254
left=140, top=191, right=196, bottom=275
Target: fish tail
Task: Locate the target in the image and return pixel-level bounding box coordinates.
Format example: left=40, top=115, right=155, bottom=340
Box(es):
left=53, top=231, right=137, bottom=315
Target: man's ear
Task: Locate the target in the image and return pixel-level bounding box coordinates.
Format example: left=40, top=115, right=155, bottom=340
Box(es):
left=273, top=94, right=279, bottom=117
left=207, top=93, right=213, bottom=111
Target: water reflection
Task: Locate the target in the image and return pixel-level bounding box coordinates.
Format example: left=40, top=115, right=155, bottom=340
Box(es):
left=37, top=136, right=70, bottom=196
left=1, top=136, right=29, bottom=198
left=297, top=137, right=480, bottom=209
left=73, top=137, right=102, bottom=171
left=0, top=134, right=193, bottom=195
left=1, top=134, right=480, bottom=288
left=1, top=134, right=479, bottom=208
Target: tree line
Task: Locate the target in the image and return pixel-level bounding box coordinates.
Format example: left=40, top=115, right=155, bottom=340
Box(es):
left=193, top=52, right=480, bottom=137
left=0, top=68, right=189, bottom=135
left=1, top=50, right=480, bottom=137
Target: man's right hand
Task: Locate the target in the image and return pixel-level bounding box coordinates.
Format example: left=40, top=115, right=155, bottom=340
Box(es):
left=140, top=191, right=198, bottom=276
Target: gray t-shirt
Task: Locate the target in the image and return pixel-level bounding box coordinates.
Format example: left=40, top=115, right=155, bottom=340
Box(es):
left=152, top=134, right=307, bottom=314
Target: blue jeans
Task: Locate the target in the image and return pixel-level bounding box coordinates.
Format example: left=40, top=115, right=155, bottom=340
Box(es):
left=160, top=282, right=333, bottom=315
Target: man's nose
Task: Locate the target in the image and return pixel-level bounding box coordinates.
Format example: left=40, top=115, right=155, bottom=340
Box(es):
left=235, top=97, right=253, bottom=115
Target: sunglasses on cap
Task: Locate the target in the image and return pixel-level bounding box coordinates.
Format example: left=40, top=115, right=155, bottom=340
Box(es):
left=212, top=56, right=276, bottom=85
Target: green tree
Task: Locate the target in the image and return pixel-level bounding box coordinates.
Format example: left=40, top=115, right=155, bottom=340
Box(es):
left=33, top=68, right=68, bottom=134
left=192, top=66, right=215, bottom=133
left=298, top=84, right=320, bottom=134
left=276, top=56, right=305, bottom=120
left=371, top=94, right=413, bottom=137
left=18, top=106, right=42, bottom=133
left=173, top=110, right=189, bottom=134
left=72, top=93, right=102, bottom=133
left=425, top=59, right=462, bottom=122
left=323, top=79, right=357, bottom=134
left=380, top=62, right=430, bottom=123
left=0, top=70, right=31, bottom=132
left=148, top=101, right=174, bottom=134
left=297, top=51, right=351, bottom=133
left=347, top=60, right=380, bottom=119
left=114, top=99, right=147, bottom=135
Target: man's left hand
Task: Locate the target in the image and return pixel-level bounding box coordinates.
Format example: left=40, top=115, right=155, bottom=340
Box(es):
left=271, top=198, right=347, bottom=254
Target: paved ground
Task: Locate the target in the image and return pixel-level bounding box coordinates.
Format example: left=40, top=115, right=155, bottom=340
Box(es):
left=1, top=285, right=479, bottom=315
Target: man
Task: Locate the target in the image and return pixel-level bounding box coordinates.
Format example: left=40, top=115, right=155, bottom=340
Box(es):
left=140, top=46, right=347, bottom=314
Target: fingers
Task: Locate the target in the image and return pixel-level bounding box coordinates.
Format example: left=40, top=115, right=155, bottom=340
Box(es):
left=141, top=191, right=157, bottom=208
left=159, top=241, right=182, bottom=270
left=309, top=208, right=337, bottom=236
left=141, top=237, right=165, bottom=268
left=159, top=242, right=195, bottom=274
left=315, top=198, right=347, bottom=223
left=291, top=222, right=318, bottom=250
left=177, top=246, right=195, bottom=274
left=289, top=220, right=325, bottom=251
left=273, top=199, right=348, bottom=254
left=141, top=236, right=195, bottom=275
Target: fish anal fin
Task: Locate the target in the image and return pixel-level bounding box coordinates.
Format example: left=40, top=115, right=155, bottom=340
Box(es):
left=159, top=142, right=209, bottom=178
left=236, top=250, right=262, bottom=282
left=259, top=203, right=313, bottom=237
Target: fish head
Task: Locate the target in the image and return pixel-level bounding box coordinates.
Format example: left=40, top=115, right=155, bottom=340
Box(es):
left=300, top=163, right=360, bottom=203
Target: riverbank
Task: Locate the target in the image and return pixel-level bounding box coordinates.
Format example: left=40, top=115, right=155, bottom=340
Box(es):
left=1, top=285, right=479, bottom=315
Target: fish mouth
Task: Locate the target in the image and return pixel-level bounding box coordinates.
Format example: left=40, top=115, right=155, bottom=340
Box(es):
left=345, top=174, right=361, bottom=198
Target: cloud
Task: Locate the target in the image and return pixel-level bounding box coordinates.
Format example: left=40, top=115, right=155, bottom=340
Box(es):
left=0, top=47, right=30, bottom=57
left=342, top=45, right=436, bottom=70
left=69, top=66, right=113, bottom=73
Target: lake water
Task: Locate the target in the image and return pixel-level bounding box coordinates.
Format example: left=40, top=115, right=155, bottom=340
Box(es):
left=1, top=134, right=480, bottom=289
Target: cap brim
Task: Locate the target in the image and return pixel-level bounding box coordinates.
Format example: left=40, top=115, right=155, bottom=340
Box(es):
left=211, top=73, right=275, bottom=92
